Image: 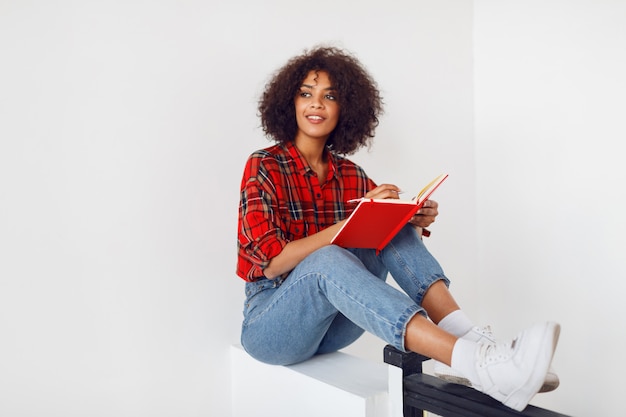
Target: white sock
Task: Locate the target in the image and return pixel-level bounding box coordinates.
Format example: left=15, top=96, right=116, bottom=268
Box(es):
left=450, top=338, right=480, bottom=385
left=437, top=310, right=474, bottom=337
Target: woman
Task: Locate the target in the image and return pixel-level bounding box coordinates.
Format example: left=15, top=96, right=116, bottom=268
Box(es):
left=235, top=45, right=559, bottom=412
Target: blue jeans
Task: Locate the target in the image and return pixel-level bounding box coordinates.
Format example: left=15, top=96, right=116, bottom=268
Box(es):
left=240, top=224, right=450, bottom=365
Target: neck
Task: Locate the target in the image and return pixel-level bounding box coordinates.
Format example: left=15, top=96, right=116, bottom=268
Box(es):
left=294, top=136, right=327, bottom=167
left=293, top=137, right=329, bottom=183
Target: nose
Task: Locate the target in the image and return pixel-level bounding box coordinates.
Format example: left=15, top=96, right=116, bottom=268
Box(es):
left=310, top=95, right=324, bottom=109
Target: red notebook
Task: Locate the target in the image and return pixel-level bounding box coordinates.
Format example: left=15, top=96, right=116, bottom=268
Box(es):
left=331, top=174, right=448, bottom=254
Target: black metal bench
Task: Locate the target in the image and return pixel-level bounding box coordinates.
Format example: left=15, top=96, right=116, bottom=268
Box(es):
left=384, top=345, right=572, bottom=417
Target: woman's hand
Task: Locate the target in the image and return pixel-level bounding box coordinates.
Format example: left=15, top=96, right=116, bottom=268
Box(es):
left=364, top=184, right=438, bottom=229
left=409, top=199, right=438, bottom=228
left=364, top=184, right=403, bottom=200
left=365, top=184, right=439, bottom=227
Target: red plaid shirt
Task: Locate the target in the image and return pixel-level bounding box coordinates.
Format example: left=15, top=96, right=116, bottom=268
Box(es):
left=236, top=142, right=377, bottom=281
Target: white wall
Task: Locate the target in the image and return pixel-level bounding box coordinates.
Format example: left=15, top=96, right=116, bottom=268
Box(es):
left=474, top=1, right=626, bottom=416
left=0, top=1, right=473, bottom=416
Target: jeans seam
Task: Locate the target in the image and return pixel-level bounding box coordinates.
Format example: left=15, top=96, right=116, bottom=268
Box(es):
left=319, top=273, right=397, bottom=329
left=387, top=241, right=450, bottom=305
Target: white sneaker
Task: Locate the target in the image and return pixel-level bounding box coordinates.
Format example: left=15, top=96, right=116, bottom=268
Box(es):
left=471, top=321, right=561, bottom=411
left=434, top=325, right=560, bottom=392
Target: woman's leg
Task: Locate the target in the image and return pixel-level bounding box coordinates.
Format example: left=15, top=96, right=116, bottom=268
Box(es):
left=337, top=226, right=560, bottom=411
left=314, top=312, right=366, bottom=354
left=239, top=242, right=559, bottom=411
left=315, top=248, right=391, bottom=354
left=240, top=245, right=424, bottom=365
left=380, top=224, right=462, bottom=323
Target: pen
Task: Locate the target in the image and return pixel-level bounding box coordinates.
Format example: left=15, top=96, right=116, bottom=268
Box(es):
left=347, top=191, right=404, bottom=204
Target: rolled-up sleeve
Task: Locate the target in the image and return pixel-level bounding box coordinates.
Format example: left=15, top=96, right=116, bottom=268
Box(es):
left=236, top=153, right=290, bottom=281
left=237, top=177, right=288, bottom=280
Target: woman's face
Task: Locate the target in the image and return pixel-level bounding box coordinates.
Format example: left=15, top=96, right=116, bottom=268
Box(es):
left=294, top=70, right=340, bottom=143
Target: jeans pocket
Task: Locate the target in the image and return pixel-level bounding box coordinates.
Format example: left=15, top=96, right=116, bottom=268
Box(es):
left=243, top=278, right=285, bottom=321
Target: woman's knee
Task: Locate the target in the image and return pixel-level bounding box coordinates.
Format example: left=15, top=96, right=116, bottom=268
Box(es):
left=393, top=224, right=423, bottom=246
left=299, top=245, right=358, bottom=273
left=315, top=244, right=353, bottom=260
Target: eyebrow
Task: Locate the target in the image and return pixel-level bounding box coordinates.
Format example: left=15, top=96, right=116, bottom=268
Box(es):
left=301, top=83, right=336, bottom=91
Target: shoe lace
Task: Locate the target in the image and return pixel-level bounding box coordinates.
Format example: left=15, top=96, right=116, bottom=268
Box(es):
left=474, top=325, right=495, bottom=342
left=478, top=338, right=515, bottom=367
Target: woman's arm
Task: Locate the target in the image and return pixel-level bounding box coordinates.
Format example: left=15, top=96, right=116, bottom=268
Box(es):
left=262, top=220, right=346, bottom=279
left=262, top=183, right=407, bottom=279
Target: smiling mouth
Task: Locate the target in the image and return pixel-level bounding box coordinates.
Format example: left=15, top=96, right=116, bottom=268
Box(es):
left=307, top=115, right=324, bottom=121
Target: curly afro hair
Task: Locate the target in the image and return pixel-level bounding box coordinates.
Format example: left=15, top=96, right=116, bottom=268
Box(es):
left=258, top=45, right=383, bottom=155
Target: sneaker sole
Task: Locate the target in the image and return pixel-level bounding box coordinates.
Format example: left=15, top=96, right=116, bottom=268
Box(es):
left=501, top=321, right=561, bottom=411
left=434, top=366, right=560, bottom=393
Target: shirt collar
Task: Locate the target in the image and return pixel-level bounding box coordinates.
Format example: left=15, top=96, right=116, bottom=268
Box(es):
left=285, top=141, right=339, bottom=180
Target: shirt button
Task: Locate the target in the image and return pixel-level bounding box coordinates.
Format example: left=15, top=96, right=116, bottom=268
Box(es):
left=316, top=193, right=321, bottom=198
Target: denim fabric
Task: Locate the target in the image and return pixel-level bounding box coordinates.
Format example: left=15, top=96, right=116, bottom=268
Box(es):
left=240, top=224, right=450, bottom=365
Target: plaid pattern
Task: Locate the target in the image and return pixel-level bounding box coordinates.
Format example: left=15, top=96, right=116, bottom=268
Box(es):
left=236, top=142, right=376, bottom=281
